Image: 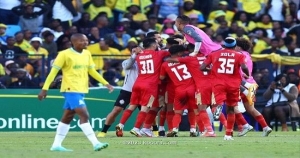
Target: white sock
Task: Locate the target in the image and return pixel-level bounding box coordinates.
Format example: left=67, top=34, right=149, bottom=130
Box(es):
left=190, top=128, right=196, bottom=133
left=52, top=122, right=70, bottom=148
left=79, top=123, right=100, bottom=146
left=119, top=123, right=124, bottom=129
left=159, top=126, right=165, bottom=131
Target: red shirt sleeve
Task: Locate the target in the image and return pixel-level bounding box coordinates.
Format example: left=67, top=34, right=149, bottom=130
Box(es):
left=160, top=63, right=167, bottom=77
left=177, top=57, right=189, bottom=63
left=203, top=53, right=212, bottom=65
left=159, top=51, right=170, bottom=58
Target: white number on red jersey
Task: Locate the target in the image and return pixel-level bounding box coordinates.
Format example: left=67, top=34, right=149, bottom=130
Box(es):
left=198, top=60, right=208, bottom=75
left=140, top=60, right=154, bottom=74
left=217, top=58, right=235, bottom=74
left=170, top=64, right=192, bottom=81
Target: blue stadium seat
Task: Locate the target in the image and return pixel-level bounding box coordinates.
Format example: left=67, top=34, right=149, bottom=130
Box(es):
left=6, top=25, right=21, bottom=36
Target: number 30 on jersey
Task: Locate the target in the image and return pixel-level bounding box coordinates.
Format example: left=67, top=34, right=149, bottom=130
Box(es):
left=140, top=60, right=154, bottom=74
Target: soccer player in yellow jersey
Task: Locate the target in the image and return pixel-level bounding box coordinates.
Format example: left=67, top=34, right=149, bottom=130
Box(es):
left=38, top=33, right=114, bottom=152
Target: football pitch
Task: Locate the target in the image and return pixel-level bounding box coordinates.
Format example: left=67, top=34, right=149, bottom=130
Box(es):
left=0, top=132, right=299, bottom=158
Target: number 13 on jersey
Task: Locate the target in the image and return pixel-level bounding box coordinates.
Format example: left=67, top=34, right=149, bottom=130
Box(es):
left=140, top=59, right=154, bottom=74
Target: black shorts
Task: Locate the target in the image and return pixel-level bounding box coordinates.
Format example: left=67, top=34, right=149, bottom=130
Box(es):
left=114, top=90, right=132, bottom=109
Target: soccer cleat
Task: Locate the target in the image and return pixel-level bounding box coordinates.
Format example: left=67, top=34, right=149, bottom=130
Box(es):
left=130, top=128, right=142, bottom=137
left=262, top=126, right=272, bottom=137
left=224, top=135, right=234, bottom=140
left=203, top=131, right=217, bottom=137
left=213, top=105, right=223, bottom=120
left=247, top=84, right=258, bottom=105
left=153, top=131, right=159, bottom=137
left=190, top=132, right=197, bottom=137
left=115, top=124, right=123, bottom=137
left=94, top=142, right=109, bottom=151
left=237, top=125, right=253, bottom=137
left=166, top=131, right=178, bottom=137
left=50, top=146, right=73, bottom=152
left=140, top=128, right=155, bottom=137
left=158, top=131, right=166, bottom=137
left=97, top=132, right=106, bottom=138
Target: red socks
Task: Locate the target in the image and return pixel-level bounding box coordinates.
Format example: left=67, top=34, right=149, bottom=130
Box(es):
left=226, top=113, right=235, bottom=136
left=235, top=113, right=247, bottom=126
left=143, top=110, right=158, bottom=129
left=172, top=113, right=182, bottom=129
left=255, top=115, right=268, bottom=128
left=120, top=109, right=133, bottom=125
left=219, top=113, right=227, bottom=128
left=188, top=110, right=196, bottom=128
left=199, top=110, right=213, bottom=132
left=196, top=114, right=205, bottom=132
left=166, top=111, right=174, bottom=131
left=134, top=111, right=147, bottom=128
left=159, top=110, right=166, bottom=126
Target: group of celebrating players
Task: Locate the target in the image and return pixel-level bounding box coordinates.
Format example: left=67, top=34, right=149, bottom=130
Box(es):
left=38, top=15, right=273, bottom=152
left=98, top=15, right=273, bottom=140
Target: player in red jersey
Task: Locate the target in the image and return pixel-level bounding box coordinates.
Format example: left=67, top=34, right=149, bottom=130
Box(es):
left=116, top=38, right=170, bottom=137
left=166, top=53, right=217, bottom=137
left=160, top=45, right=204, bottom=137
left=200, top=37, right=250, bottom=140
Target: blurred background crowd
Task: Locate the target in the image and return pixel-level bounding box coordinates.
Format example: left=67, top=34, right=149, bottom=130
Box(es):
left=0, top=0, right=300, bottom=131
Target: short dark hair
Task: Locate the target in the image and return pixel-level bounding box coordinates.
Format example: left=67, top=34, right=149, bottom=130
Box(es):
left=270, top=38, right=279, bottom=43
left=172, top=34, right=184, bottom=39
left=176, top=15, right=190, bottom=24
left=169, top=45, right=185, bottom=55
left=146, top=31, right=159, bottom=38
left=166, top=38, right=179, bottom=45
left=143, top=38, right=157, bottom=48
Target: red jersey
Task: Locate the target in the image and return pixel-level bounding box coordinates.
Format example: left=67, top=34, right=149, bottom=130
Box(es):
left=135, top=50, right=170, bottom=85
left=203, top=48, right=245, bottom=85
left=177, top=55, right=210, bottom=88
left=160, top=62, right=194, bottom=89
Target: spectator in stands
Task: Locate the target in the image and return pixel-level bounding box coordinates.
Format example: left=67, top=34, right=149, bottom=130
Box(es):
left=127, top=3, right=148, bottom=23
left=0, top=0, right=21, bottom=25
left=154, top=0, right=184, bottom=19
left=262, top=74, right=298, bottom=131
left=42, top=31, right=57, bottom=58
left=162, top=19, right=176, bottom=36
left=95, top=16, right=113, bottom=38
left=208, top=1, right=234, bottom=22
left=283, top=14, right=296, bottom=29
left=14, top=31, right=31, bottom=52
left=281, top=36, right=300, bottom=56
left=104, top=34, right=123, bottom=51
left=74, top=12, right=95, bottom=35
left=251, top=28, right=269, bottom=54
left=135, top=20, right=155, bottom=36
left=87, top=27, right=100, bottom=44
left=208, top=10, right=227, bottom=32
left=23, top=30, right=33, bottom=42
left=289, top=2, right=298, bottom=20
left=112, top=26, right=131, bottom=49
left=48, top=0, right=78, bottom=30
left=15, top=52, right=34, bottom=77
left=237, top=0, right=266, bottom=20
left=6, top=68, right=37, bottom=88
left=183, top=0, right=204, bottom=23
left=287, top=23, right=300, bottom=48
left=56, top=34, right=70, bottom=51
left=120, top=38, right=138, bottom=58
left=0, top=37, right=27, bottom=60
left=84, top=0, right=113, bottom=21
left=261, top=38, right=285, bottom=55
left=256, top=14, right=273, bottom=30
left=27, top=37, right=48, bottom=70
left=0, top=24, right=9, bottom=45
left=119, top=18, right=135, bottom=37
left=266, top=0, right=290, bottom=22
left=0, top=60, right=19, bottom=86
left=12, top=3, right=47, bottom=35
left=234, top=11, right=257, bottom=33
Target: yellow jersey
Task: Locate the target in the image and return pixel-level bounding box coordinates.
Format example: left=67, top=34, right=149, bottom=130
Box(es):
left=237, top=21, right=257, bottom=32
left=208, top=10, right=235, bottom=22
left=256, top=22, right=273, bottom=29
left=239, top=0, right=264, bottom=14
left=52, top=48, right=95, bottom=93
left=15, top=40, right=32, bottom=52
left=133, top=13, right=148, bottom=22
left=86, top=5, right=113, bottom=20
left=27, top=47, right=48, bottom=59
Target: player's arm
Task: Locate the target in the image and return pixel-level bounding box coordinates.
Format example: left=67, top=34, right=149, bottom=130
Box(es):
left=165, top=57, right=179, bottom=63
left=200, top=54, right=212, bottom=71
left=122, top=53, right=137, bottom=70
left=159, top=64, right=167, bottom=80
left=38, top=53, right=65, bottom=100
left=183, top=26, right=202, bottom=57
left=239, top=55, right=250, bottom=78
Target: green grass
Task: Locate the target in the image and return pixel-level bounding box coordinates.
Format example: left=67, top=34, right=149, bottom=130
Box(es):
left=0, top=131, right=299, bottom=158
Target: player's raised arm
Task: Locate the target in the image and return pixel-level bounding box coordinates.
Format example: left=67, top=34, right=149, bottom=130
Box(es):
left=122, top=47, right=142, bottom=70
left=38, top=52, right=65, bottom=100
left=183, top=25, right=202, bottom=56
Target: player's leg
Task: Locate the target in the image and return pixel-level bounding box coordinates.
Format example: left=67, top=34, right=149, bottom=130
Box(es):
left=50, top=108, right=75, bottom=152
left=187, top=108, right=197, bottom=137
left=197, top=88, right=216, bottom=137
left=158, top=105, right=167, bottom=136
left=98, top=90, right=131, bottom=137
left=241, top=89, right=272, bottom=136
left=72, top=93, right=108, bottom=151
left=224, top=106, right=235, bottom=141
left=167, top=91, right=185, bottom=137
left=240, top=80, right=258, bottom=106
left=234, top=106, right=253, bottom=137
left=166, top=103, right=174, bottom=132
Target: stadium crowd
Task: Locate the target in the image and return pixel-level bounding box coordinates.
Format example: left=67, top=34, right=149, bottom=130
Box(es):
left=0, top=0, right=300, bottom=132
